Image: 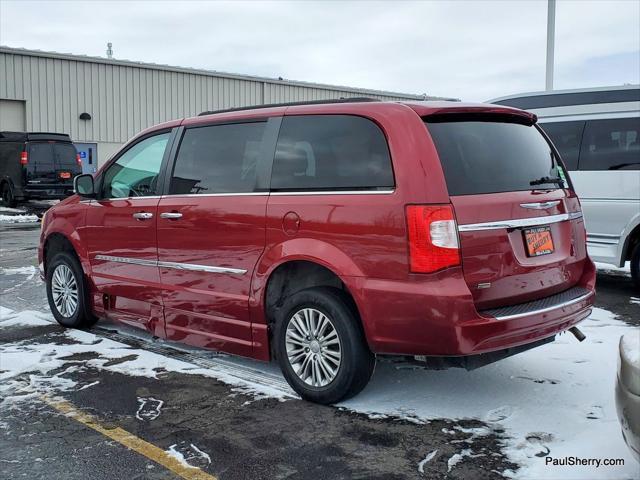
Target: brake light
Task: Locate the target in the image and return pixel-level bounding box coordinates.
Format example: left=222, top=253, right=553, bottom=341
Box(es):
left=20, top=151, right=28, bottom=165
left=406, top=205, right=460, bottom=273
left=76, top=153, right=82, bottom=166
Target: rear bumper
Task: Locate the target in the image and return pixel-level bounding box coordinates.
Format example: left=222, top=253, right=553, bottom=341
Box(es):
left=351, top=263, right=596, bottom=357
left=18, top=185, right=74, bottom=200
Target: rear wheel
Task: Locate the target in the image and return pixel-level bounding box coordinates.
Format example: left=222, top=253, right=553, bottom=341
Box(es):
left=0, top=182, right=16, bottom=208
left=631, top=243, right=640, bottom=291
left=274, top=287, right=375, bottom=404
left=46, top=251, right=98, bottom=328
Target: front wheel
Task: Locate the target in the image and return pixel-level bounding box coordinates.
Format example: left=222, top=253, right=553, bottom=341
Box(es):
left=46, top=252, right=98, bottom=328
left=274, top=287, right=375, bottom=404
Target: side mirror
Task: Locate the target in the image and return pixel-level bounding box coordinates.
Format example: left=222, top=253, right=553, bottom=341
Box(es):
left=74, top=174, right=95, bottom=198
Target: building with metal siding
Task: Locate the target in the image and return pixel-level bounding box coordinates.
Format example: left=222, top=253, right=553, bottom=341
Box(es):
left=0, top=46, right=452, bottom=169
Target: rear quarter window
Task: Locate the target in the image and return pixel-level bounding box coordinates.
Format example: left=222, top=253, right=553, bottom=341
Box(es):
left=425, top=119, right=566, bottom=195
left=539, top=121, right=585, bottom=171
left=271, top=115, right=394, bottom=191
left=578, top=117, right=640, bottom=171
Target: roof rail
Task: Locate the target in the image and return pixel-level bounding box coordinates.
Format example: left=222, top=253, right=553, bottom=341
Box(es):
left=198, top=97, right=379, bottom=116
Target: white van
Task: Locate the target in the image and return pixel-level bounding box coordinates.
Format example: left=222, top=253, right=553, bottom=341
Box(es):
left=490, top=86, right=640, bottom=288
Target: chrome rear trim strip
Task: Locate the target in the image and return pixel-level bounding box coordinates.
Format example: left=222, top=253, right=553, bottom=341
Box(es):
left=94, top=255, right=246, bottom=275
left=458, top=212, right=582, bottom=232
left=491, top=292, right=593, bottom=321
left=157, top=260, right=246, bottom=275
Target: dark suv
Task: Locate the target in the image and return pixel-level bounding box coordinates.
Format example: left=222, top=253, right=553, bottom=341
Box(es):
left=0, top=131, right=81, bottom=207
left=39, top=99, right=596, bottom=404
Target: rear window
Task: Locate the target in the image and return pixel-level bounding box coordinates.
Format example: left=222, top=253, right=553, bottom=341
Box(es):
left=425, top=119, right=567, bottom=196
left=28, top=143, right=53, bottom=167
left=271, top=115, right=394, bottom=191
left=54, top=143, right=79, bottom=168
left=28, top=142, right=79, bottom=170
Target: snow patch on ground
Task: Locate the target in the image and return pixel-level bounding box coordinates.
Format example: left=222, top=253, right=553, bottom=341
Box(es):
left=136, top=397, right=164, bottom=421
left=166, top=442, right=211, bottom=469
left=0, top=305, right=14, bottom=318
left=0, top=214, right=38, bottom=223
left=0, top=309, right=52, bottom=327
left=0, top=308, right=292, bottom=407
left=0, top=207, right=26, bottom=214
left=1, top=266, right=37, bottom=277
left=417, top=449, right=437, bottom=473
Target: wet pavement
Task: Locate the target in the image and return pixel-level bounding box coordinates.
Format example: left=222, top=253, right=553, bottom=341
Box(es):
left=1, top=218, right=638, bottom=480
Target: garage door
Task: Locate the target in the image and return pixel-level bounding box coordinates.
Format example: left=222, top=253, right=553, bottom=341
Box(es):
left=0, top=99, right=26, bottom=131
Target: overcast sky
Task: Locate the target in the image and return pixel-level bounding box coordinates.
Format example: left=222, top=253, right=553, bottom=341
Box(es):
left=1, top=0, right=638, bottom=101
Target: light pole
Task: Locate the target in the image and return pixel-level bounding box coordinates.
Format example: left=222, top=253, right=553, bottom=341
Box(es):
left=546, top=0, right=556, bottom=91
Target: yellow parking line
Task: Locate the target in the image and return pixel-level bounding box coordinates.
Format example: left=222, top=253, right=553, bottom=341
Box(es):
left=42, top=396, right=217, bottom=480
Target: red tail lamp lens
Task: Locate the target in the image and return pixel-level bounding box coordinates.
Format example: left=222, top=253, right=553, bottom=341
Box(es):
left=406, top=205, right=460, bottom=273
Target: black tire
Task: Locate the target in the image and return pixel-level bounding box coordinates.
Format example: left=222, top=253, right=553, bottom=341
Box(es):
left=0, top=182, right=17, bottom=208
left=46, top=251, right=98, bottom=328
left=631, top=242, right=640, bottom=292
left=274, top=287, right=375, bottom=404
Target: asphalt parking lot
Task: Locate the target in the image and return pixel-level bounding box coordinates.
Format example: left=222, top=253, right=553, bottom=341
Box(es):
left=1, top=212, right=639, bottom=480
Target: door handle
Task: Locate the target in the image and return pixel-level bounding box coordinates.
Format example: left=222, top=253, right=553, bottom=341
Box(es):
left=132, top=212, right=154, bottom=220
left=160, top=212, right=183, bottom=220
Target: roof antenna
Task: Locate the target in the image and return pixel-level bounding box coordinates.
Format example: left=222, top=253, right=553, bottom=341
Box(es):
left=106, top=42, right=113, bottom=59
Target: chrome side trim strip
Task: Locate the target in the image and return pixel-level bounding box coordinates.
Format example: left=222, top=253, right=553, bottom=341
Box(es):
left=94, top=255, right=246, bottom=275
left=95, top=254, right=158, bottom=267
left=161, top=192, right=269, bottom=198
left=270, top=189, right=395, bottom=196
left=157, top=260, right=246, bottom=275
left=458, top=212, right=582, bottom=232
left=492, top=292, right=593, bottom=321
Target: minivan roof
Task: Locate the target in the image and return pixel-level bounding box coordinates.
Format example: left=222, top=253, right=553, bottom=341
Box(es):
left=130, top=99, right=537, bottom=143
left=189, top=99, right=536, bottom=125
left=487, top=85, right=640, bottom=110
left=0, top=131, right=73, bottom=143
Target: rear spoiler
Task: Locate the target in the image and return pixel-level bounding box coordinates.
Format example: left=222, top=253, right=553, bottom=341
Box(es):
left=0, top=131, right=73, bottom=142
left=422, top=107, right=537, bottom=126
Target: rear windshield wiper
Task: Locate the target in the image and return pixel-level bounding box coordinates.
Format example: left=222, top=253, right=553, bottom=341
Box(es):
left=530, top=176, right=564, bottom=186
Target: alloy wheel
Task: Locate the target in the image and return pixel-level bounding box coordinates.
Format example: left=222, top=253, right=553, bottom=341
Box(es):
left=285, top=307, right=342, bottom=387
left=51, top=264, right=79, bottom=318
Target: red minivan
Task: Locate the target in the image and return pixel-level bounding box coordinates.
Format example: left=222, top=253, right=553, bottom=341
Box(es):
left=38, top=99, right=595, bottom=403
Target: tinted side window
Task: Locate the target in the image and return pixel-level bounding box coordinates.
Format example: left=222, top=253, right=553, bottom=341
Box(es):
left=102, top=133, right=170, bottom=198
left=271, top=115, right=394, bottom=191
left=170, top=122, right=266, bottom=195
left=539, top=121, right=585, bottom=171
left=579, top=117, right=640, bottom=171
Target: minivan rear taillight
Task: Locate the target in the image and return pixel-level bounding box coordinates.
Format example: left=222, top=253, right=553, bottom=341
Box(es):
left=406, top=205, right=460, bottom=273
left=20, top=151, right=28, bottom=165
left=76, top=153, right=82, bottom=166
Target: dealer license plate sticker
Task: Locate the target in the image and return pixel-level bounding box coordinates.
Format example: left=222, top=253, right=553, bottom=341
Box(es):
left=524, top=226, right=554, bottom=257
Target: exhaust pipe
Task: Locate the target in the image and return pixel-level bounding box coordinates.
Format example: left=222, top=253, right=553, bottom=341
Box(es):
left=569, top=326, right=586, bottom=342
